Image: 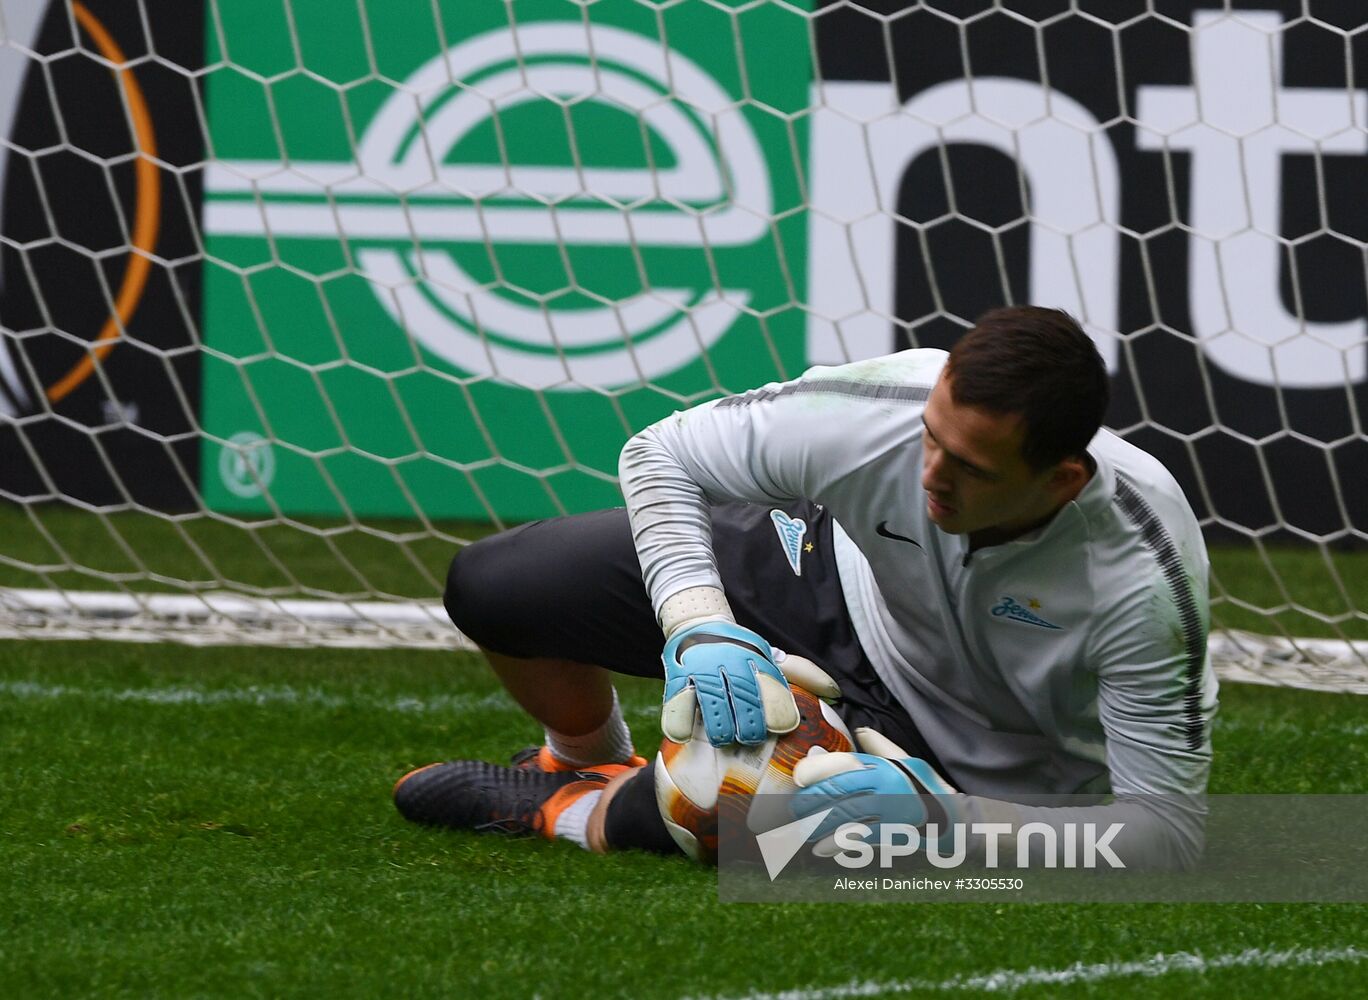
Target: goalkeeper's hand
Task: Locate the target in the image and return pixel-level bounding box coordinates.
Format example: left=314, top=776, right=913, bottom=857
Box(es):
left=660, top=622, right=839, bottom=746
left=791, top=727, right=961, bottom=854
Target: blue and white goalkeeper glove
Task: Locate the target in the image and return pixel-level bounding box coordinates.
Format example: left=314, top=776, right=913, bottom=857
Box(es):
left=791, top=727, right=961, bottom=853
left=661, top=621, right=838, bottom=746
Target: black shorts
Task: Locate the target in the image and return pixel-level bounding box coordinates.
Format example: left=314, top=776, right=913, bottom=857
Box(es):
left=444, top=502, right=942, bottom=766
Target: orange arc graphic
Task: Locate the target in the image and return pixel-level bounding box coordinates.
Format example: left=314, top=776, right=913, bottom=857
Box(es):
left=46, top=0, right=161, bottom=404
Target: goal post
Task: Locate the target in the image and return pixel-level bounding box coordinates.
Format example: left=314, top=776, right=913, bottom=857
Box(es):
left=0, top=0, right=1365, bottom=691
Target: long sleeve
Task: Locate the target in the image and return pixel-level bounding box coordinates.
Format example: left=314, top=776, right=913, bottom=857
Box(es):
left=618, top=353, right=941, bottom=620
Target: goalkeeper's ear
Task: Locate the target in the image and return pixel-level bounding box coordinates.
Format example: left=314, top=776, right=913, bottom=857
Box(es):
left=776, top=654, right=842, bottom=702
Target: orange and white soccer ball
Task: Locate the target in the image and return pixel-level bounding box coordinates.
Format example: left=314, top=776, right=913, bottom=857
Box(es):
left=653, top=679, right=854, bottom=863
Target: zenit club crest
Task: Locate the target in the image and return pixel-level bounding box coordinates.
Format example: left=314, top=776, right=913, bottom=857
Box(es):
left=991, top=596, right=1061, bottom=630
left=771, top=509, right=808, bottom=576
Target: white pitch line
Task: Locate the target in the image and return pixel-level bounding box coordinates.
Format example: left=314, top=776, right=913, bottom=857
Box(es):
left=0, top=679, right=519, bottom=714
left=1215, top=718, right=1368, bottom=737
left=0, top=678, right=661, bottom=718
left=687, top=946, right=1368, bottom=1000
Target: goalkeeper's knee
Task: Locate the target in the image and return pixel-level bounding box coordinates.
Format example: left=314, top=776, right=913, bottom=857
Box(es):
left=442, top=538, right=523, bottom=653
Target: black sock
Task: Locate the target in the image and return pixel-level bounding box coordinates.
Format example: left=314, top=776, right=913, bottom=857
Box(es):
left=602, top=762, right=683, bottom=855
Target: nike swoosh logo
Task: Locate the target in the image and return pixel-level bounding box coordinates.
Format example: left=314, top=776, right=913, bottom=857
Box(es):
left=876, top=521, right=922, bottom=548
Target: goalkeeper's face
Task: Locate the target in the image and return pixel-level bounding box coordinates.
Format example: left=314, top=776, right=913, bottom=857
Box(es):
left=919, top=373, right=1085, bottom=544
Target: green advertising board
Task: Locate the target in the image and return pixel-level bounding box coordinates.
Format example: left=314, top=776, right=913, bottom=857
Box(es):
left=201, top=0, right=811, bottom=520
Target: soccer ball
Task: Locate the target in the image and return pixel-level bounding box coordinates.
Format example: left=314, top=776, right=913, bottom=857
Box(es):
left=653, top=680, right=854, bottom=863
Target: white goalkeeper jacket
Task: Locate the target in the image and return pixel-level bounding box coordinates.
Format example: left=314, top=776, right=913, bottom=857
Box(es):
left=619, top=349, right=1218, bottom=869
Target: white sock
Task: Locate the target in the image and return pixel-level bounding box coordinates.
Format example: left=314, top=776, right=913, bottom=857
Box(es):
left=552, top=789, right=602, bottom=850
left=544, top=689, right=635, bottom=767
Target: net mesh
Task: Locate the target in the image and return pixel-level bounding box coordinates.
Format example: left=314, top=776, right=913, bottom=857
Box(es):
left=0, top=0, right=1365, bottom=690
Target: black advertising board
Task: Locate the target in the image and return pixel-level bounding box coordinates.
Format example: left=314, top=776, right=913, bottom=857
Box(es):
left=0, top=0, right=1363, bottom=541
left=811, top=0, right=1367, bottom=541
left=0, top=0, right=203, bottom=509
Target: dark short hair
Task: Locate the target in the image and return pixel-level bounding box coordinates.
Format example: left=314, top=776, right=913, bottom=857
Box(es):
left=944, top=306, right=1109, bottom=471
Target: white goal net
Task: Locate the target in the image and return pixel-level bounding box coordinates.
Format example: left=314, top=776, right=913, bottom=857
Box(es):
left=0, top=0, right=1364, bottom=692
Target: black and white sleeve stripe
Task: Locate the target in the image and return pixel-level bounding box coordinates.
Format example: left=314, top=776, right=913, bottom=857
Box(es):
left=1114, top=476, right=1209, bottom=752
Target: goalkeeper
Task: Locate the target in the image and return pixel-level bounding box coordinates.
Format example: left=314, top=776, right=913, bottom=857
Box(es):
left=394, top=306, right=1217, bottom=868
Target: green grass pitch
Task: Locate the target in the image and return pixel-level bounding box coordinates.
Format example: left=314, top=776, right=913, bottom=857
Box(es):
left=3, top=638, right=1368, bottom=998
left=1, top=503, right=1366, bottom=642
